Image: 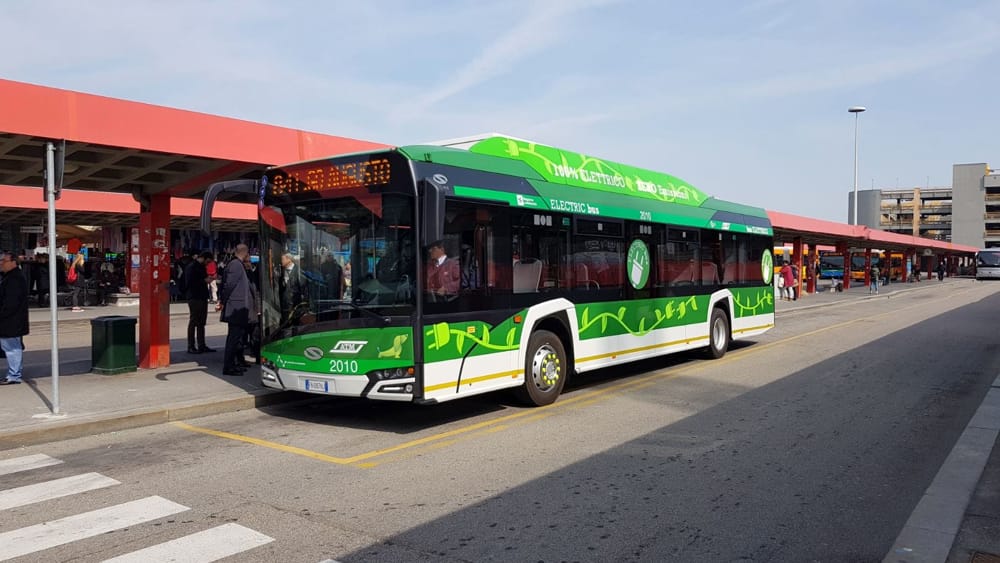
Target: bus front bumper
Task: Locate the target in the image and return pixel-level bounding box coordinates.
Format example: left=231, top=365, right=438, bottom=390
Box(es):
left=261, top=365, right=414, bottom=401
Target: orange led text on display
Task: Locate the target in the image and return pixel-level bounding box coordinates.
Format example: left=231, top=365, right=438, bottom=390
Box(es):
left=270, top=158, right=391, bottom=196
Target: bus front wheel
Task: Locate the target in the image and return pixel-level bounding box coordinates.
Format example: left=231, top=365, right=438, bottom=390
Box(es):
left=517, top=330, right=567, bottom=407
left=705, top=308, right=730, bottom=359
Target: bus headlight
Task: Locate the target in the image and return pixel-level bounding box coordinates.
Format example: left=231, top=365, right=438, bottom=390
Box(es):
left=368, top=367, right=414, bottom=381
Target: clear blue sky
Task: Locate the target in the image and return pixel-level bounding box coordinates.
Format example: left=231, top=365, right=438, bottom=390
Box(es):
left=2, top=0, right=998, bottom=222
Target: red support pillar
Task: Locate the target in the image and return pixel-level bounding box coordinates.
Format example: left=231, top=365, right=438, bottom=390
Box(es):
left=901, top=250, right=909, bottom=283
left=793, top=237, right=803, bottom=298
left=864, top=248, right=872, bottom=286
left=806, top=246, right=817, bottom=295
left=138, top=194, right=172, bottom=369
left=839, top=242, right=850, bottom=289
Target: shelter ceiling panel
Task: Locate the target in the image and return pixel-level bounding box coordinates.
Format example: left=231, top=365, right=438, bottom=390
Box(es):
left=0, top=133, right=248, bottom=195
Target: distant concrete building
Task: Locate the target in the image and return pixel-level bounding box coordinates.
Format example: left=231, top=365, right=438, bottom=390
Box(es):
left=848, top=162, right=998, bottom=248
left=953, top=163, right=1000, bottom=249
left=851, top=186, right=953, bottom=241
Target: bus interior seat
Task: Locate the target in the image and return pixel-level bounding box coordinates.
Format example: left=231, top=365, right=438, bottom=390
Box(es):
left=701, top=261, right=720, bottom=285
left=513, top=259, right=543, bottom=293
left=664, top=260, right=695, bottom=285
left=723, top=262, right=740, bottom=284
left=575, top=262, right=599, bottom=289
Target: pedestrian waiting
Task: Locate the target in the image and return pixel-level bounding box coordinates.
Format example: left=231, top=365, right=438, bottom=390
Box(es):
left=0, top=251, right=29, bottom=385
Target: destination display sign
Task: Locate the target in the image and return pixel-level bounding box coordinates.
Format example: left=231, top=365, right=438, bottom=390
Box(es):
left=270, top=157, right=391, bottom=196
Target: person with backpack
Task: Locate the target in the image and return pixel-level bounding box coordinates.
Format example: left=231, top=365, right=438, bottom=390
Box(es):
left=68, top=253, right=86, bottom=312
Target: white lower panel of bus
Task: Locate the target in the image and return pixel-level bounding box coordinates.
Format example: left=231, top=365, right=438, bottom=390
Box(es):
left=422, top=351, right=521, bottom=404
left=731, top=313, right=774, bottom=339
left=574, top=323, right=698, bottom=373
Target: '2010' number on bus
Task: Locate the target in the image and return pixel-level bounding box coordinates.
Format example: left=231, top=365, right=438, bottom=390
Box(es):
left=330, top=360, right=360, bottom=374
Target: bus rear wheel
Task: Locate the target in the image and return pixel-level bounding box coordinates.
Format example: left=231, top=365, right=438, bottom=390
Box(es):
left=517, top=330, right=567, bottom=406
left=705, top=308, right=730, bottom=359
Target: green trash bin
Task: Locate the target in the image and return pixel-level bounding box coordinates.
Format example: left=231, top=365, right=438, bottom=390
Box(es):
left=91, top=316, right=137, bottom=375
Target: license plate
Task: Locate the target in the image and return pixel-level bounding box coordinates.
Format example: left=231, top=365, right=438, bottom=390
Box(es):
left=305, top=379, right=329, bottom=393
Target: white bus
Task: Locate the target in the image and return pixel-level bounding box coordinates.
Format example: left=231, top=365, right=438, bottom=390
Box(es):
left=976, top=249, right=1000, bottom=280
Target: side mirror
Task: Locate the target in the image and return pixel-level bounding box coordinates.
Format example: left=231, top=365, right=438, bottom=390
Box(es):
left=200, top=179, right=259, bottom=236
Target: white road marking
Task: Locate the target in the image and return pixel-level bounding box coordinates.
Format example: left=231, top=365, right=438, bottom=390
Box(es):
left=0, top=472, right=120, bottom=511
left=102, top=523, right=274, bottom=563
left=0, top=454, right=62, bottom=476
left=0, top=495, right=189, bottom=561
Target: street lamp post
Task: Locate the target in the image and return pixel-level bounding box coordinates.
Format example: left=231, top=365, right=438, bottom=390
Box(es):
left=849, top=106, right=866, bottom=225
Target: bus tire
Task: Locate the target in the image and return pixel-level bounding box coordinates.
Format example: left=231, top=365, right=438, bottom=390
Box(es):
left=517, top=330, right=567, bottom=407
left=705, top=307, right=730, bottom=359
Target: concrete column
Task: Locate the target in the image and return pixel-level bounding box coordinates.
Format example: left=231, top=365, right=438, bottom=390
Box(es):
left=138, top=193, right=172, bottom=369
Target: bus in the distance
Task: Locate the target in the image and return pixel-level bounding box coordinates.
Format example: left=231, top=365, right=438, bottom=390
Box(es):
left=818, top=252, right=844, bottom=279
left=201, top=135, right=775, bottom=406
left=976, top=248, right=1000, bottom=280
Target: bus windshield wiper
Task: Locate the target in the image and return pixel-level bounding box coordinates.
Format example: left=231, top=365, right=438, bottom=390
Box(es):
left=338, top=300, right=391, bottom=326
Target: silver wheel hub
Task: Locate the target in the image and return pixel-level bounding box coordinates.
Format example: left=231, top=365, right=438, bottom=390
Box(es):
left=712, top=318, right=725, bottom=348
left=531, top=344, right=561, bottom=391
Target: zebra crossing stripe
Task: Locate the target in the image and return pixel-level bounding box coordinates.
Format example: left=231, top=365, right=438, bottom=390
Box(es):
left=0, top=472, right=121, bottom=511
left=0, top=495, right=189, bottom=561
left=0, top=454, right=62, bottom=476
left=102, top=523, right=274, bottom=562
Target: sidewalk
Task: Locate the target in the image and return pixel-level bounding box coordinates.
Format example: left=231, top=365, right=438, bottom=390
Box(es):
left=3, top=300, right=308, bottom=451
left=2, top=278, right=996, bottom=562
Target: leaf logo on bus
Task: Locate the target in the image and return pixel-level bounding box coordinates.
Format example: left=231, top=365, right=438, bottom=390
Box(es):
left=330, top=341, right=368, bottom=355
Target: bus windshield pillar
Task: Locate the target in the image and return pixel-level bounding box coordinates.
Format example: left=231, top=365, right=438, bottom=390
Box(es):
left=138, top=193, right=172, bottom=369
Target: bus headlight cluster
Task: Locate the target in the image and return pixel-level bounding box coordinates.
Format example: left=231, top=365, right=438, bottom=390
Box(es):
left=261, top=364, right=278, bottom=382
left=380, top=383, right=414, bottom=394
left=369, top=367, right=413, bottom=381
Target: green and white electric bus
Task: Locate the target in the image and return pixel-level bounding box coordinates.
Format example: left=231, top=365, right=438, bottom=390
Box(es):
left=201, top=135, right=775, bottom=406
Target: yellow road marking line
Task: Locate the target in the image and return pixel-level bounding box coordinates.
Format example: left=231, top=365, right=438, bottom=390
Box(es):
left=172, top=370, right=676, bottom=467
left=174, top=285, right=981, bottom=467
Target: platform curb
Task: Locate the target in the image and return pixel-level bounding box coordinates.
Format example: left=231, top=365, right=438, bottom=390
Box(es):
left=0, top=390, right=313, bottom=450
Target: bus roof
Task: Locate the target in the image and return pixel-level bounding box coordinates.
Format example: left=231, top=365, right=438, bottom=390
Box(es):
left=397, top=135, right=771, bottom=234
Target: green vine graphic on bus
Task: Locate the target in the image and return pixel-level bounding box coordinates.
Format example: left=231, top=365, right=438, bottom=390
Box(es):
left=469, top=136, right=709, bottom=207
left=730, top=287, right=775, bottom=317
left=424, top=313, right=527, bottom=363
left=578, top=296, right=706, bottom=339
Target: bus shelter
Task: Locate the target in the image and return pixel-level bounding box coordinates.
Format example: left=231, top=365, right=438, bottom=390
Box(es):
left=0, top=78, right=386, bottom=369
left=769, top=210, right=978, bottom=295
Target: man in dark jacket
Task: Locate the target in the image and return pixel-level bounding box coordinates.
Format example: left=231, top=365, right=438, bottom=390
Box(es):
left=220, top=245, right=253, bottom=376
left=0, top=252, right=29, bottom=384
left=183, top=251, right=215, bottom=355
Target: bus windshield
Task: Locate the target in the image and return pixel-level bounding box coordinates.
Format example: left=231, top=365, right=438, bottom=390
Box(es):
left=258, top=190, right=417, bottom=343
left=978, top=250, right=1000, bottom=267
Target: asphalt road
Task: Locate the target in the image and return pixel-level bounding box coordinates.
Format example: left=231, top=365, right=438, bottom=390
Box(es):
left=2, top=282, right=998, bottom=562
